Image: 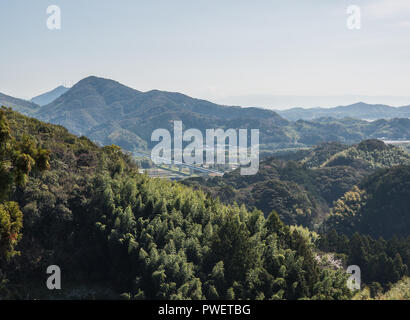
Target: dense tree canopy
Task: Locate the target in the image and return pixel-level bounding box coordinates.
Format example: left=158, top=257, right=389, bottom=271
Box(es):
left=0, top=108, right=49, bottom=261
left=0, top=107, right=408, bottom=300
left=323, top=165, right=410, bottom=238
left=0, top=108, right=353, bottom=299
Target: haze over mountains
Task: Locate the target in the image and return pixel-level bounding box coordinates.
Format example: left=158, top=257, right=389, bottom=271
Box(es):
left=276, top=102, right=410, bottom=122
left=31, top=85, right=70, bottom=106
left=1, top=76, right=410, bottom=152
left=36, top=76, right=289, bottom=151
left=1, top=81, right=410, bottom=300
left=0, top=91, right=40, bottom=115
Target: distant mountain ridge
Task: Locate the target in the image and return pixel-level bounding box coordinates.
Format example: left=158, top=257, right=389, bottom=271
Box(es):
left=31, top=85, right=69, bottom=106
left=35, top=76, right=289, bottom=150
left=2, top=76, right=410, bottom=152
left=276, top=102, right=410, bottom=121
left=0, top=91, right=40, bottom=115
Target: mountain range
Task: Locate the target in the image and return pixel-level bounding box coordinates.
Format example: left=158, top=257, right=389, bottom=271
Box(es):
left=276, top=102, right=410, bottom=121
left=1, top=76, right=410, bottom=152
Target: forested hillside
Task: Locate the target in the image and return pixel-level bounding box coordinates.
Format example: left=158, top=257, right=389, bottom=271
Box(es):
left=184, top=140, right=409, bottom=229
left=184, top=159, right=360, bottom=228
left=0, top=107, right=352, bottom=300
left=317, top=163, right=410, bottom=296
left=283, top=140, right=410, bottom=170
left=323, top=165, right=410, bottom=239
left=1, top=107, right=409, bottom=300
left=0, top=92, right=40, bottom=116
left=321, top=140, right=410, bottom=169
left=374, top=277, right=410, bottom=300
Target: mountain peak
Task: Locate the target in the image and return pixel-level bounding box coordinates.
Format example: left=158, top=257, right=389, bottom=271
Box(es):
left=77, top=75, right=109, bottom=83
left=70, top=76, right=142, bottom=96
left=347, top=102, right=389, bottom=108
left=31, top=85, right=70, bottom=106
left=34, top=76, right=287, bottom=142
left=350, top=101, right=368, bottom=106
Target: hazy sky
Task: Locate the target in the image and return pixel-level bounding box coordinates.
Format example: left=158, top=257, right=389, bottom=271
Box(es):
left=1, top=0, right=410, bottom=109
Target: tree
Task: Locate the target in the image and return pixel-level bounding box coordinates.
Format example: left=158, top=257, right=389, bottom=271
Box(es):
left=0, top=108, right=50, bottom=261
left=0, top=201, right=22, bottom=260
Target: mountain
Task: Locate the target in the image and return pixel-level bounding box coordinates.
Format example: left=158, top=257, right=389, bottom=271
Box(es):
left=35, top=76, right=290, bottom=150
left=273, top=139, right=410, bottom=169
left=321, top=139, right=410, bottom=169
left=31, top=85, right=69, bottom=106
left=277, top=102, right=410, bottom=121
left=273, top=142, right=350, bottom=166
left=31, top=77, right=410, bottom=152
left=280, top=139, right=410, bottom=170
left=2, top=76, right=409, bottom=153
left=0, top=91, right=40, bottom=115
left=294, top=117, right=410, bottom=144
left=323, top=164, right=410, bottom=239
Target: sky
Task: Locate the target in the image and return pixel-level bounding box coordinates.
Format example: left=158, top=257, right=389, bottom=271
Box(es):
left=1, top=0, right=410, bottom=109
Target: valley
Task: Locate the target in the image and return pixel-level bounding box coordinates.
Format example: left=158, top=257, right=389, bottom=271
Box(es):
left=2, top=76, right=410, bottom=157
left=3, top=0, right=410, bottom=306
left=0, top=77, right=409, bottom=301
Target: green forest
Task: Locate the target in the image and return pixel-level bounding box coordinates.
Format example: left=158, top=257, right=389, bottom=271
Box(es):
left=0, top=106, right=409, bottom=300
